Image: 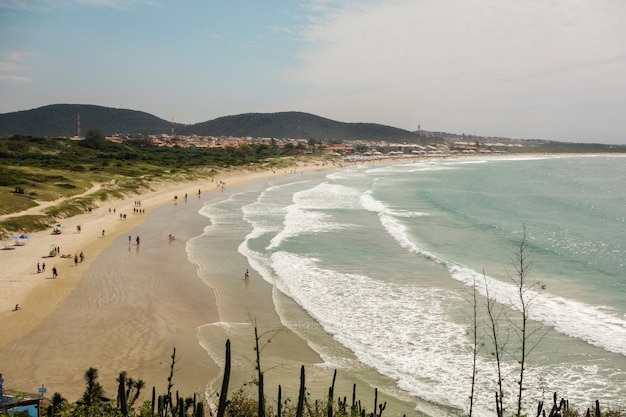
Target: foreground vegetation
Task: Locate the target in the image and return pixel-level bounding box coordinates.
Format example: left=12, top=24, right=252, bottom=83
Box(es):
left=2, top=339, right=622, bottom=417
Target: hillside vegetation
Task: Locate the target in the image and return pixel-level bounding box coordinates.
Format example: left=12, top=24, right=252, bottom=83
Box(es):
left=3, top=104, right=626, bottom=150
left=0, top=104, right=418, bottom=142
left=0, top=132, right=312, bottom=237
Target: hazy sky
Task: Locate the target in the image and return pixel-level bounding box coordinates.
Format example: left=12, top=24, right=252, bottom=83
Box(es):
left=1, top=0, right=625, bottom=144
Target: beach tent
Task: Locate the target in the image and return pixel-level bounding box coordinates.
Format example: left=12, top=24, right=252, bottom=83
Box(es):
left=11, top=234, right=30, bottom=246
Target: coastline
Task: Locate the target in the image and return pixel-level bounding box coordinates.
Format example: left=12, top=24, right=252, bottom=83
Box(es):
left=2, top=153, right=608, bottom=413
left=0, top=162, right=335, bottom=401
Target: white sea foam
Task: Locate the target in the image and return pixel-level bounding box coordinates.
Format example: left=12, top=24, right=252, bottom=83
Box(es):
left=229, top=158, right=626, bottom=414
left=361, top=191, right=438, bottom=262
left=326, top=169, right=367, bottom=181
left=239, top=183, right=306, bottom=282
left=267, top=182, right=362, bottom=249
left=448, top=264, right=626, bottom=357
left=265, top=251, right=603, bottom=415
left=361, top=190, right=626, bottom=358
left=357, top=189, right=626, bottom=405
left=241, top=184, right=292, bottom=236
left=265, top=251, right=625, bottom=414
left=269, top=251, right=476, bottom=410
left=198, top=192, right=246, bottom=228
left=365, top=162, right=455, bottom=175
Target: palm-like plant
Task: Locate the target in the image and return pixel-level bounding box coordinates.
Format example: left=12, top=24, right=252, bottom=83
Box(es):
left=130, top=379, right=145, bottom=406
left=81, top=367, right=104, bottom=407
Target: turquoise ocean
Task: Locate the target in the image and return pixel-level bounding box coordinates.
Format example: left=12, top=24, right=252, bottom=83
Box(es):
left=188, top=155, right=626, bottom=416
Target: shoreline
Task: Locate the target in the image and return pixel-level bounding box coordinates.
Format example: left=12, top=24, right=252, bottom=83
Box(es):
left=0, top=161, right=337, bottom=401
left=1, top=153, right=612, bottom=413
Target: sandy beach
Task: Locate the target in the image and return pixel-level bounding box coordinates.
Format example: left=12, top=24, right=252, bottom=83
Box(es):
left=0, top=162, right=338, bottom=402
left=1, top=156, right=446, bottom=417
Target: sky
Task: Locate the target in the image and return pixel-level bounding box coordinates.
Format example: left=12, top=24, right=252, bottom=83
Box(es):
left=1, top=0, right=625, bottom=144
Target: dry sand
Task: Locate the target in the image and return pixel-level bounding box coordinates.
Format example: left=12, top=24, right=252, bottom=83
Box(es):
left=0, top=162, right=335, bottom=401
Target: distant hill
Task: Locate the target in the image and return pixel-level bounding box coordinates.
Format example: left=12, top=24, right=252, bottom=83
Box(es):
left=0, top=104, right=173, bottom=137
left=0, top=104, right=418, bottom=142
left=183, top=111, right=415, bottom=141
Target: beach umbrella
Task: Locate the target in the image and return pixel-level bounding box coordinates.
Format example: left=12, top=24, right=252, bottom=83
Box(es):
left=56, top=223, right=64, bottom=228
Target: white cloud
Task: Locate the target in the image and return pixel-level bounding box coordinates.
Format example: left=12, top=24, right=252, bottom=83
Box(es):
left=0, top=0, right=157, bottom=11
left=72, top=0, right=159, bottom=10
left=0, top=73, right=33, bottom=83
left=288, top=0, right=626, bottom=141
left=0, top=51, right=34, bottom=83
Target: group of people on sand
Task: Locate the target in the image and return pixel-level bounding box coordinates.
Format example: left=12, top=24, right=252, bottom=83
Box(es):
left=133, top=201, right=145, bottom=214
left=36, top=261, right=59, bottom=280
left=73, top=252, right=85, bottom=266
left=174, top=189, right=202, bottom=201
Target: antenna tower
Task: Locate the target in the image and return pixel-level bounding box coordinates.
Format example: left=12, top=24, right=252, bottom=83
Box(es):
left=77, top=112, right=81, bottom=137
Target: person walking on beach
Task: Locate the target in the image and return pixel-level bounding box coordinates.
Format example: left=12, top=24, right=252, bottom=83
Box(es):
left=136, top=236, right=140, bottom=245
left=80, top=251, right=84, bottom=262
left=42, top=262, right=45, bottom=272
left=129, top=235, right=131, bottom=245
left=244, top=269, right=249, bottom=280
left=102, top=229, right=105, bottom=238
left=37, top=262, right=41, bottom=273
left=52, top=266, right=58, bottom=279
left=74, top=254, right=78, bottom=266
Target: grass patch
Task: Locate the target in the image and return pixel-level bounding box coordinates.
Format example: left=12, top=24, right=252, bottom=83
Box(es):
left=0, top=190, right=39, bottom=215
left=54, top=183, right=78, bottom=189
left=0, top=137, right=333, bottom=237
left=0, top=214, right=54, bottom=238
left=0, top=165, right=95, bottom=202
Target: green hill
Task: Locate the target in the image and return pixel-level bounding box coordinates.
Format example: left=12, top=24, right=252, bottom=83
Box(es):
left=0, top=104, right=173, bottom=136
left=0, top=104, right=418, bottom=142
left=182, top=111, right=415, bottom=141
